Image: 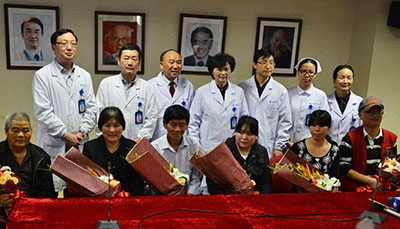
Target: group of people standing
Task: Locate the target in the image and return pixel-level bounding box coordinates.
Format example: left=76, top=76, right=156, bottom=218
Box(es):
left=1, top=28, right=397, bottom=201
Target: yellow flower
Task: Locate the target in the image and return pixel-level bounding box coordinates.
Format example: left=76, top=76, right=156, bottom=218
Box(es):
left=177, top=178, right=186, bottom=186
left=10, top=177, right=19, bottom=185
left=0, top=176, right=7, bottom=185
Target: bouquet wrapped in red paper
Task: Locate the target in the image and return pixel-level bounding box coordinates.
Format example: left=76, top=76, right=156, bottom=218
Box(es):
left=189, top=142, right=254, bottom=194
left=0, top=166, right=21, bottom=209
left=125, top=138, right=188, bottom=195
left=271, top=149, right=340, bottom=192
left=50, top=147, right=121, bottom=196
left=377, top=157, right=400, bottom=191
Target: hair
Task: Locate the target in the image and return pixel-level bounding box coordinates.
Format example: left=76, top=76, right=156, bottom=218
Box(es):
left=235, top=116, right=259, bottom=136
left=307, top=110, right=331, bottom=127
left=207, top=53, right=236, bottom=78
left=118, top=43, right=142, bottom=61
left=98, top=107, right=126, bottom=131
left=333, top=64, right=354, bottom=80
left=253, top=48, right=274, bottom=63
left=50, top=29, right=78, bottom=45
left=298, top=58, right=318, bottom=72
left=159, top=49, right=179, bottom=61
left=163, top=105, right=190, bottom=125
left=21, top=17, right=44, bottom=35
left=190, top=26, right=213, bottom=44
left=5, top=111, right=32, bottom=131
left=109, top=24, right=131, bottom=34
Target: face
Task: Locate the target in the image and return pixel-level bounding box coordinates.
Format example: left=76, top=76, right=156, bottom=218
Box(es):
left=235, top=125, right=257, bottom=151
left=22, top=22, right=42, bottom=50
left=101, top=119, right=123, bottom=144
left=309, top=124, right=330, bottom=141
left=163, top=119, right=187, bottom=141
left=359, top=106, right=384, bottom=129
left=334, top=68, right=354, bottom=93
left=192, top=32, right=212, bottom=59
left=298, top=62, right=317, bottom=90
left=110, top=26, right=131, bottom=54
left=5, top=120, right=31, bottom=150
left=118, top=49, right=141, bottom=77
left=213, top=63, right=231, bottom=88
left=253, top=56, right=275, bottom=79
left=160, top=51, right=182, bottom=81
left=52, top=32, right=77, bottom=63
left=270, top=30, right=288, bottom=53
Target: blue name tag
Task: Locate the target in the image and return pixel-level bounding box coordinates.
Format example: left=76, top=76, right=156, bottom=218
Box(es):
left=349, top=126, right=355, bottom=131
left=305, top=113, right=310, bottom=126
left=231, top=116, right=237, bottom=129
left=135, top=110, right=143, bottom=124
left=78, top=99, right=86, bottom=114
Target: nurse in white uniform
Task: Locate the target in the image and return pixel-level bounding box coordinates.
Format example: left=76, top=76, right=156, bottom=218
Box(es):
left=189, top=53, right=249, bottom=154
left=327, top=64, right=362, bottom=145
left=288, top=58, right=329, bottom=143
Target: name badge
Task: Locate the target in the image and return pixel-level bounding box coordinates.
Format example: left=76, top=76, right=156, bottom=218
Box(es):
left=135, top=111, right=143, bottom=124
left=78, top=99, right=86, bottom=114
left=305, top=113, right=310, bottom=126
left=231, top=116, right=237, bottom=129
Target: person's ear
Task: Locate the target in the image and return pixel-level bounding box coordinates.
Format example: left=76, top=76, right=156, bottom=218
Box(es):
left=163, top=120, right=167, bottom=129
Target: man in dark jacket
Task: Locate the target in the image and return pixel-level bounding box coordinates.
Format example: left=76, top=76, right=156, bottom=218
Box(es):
left=0, top=111, right=56, bottom=198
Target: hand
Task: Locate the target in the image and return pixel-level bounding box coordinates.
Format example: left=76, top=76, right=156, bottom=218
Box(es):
left=287, top=141, right=293, bottom=148
left=63, top=132, right=82, bottom=148
left=0, top=193, right=13, bottom=208
left=133, top=137, right=140, bottom=143
left=272, top=149, right=283, bottom=158
left=367, top=177, right=385, bottom=191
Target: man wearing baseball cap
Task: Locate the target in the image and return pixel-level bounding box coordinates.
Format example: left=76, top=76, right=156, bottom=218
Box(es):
left=339, top=96, right=397, bottom=191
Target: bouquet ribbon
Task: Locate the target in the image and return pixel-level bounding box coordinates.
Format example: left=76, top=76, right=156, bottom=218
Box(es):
left=117, top=191, right=129, bottom=197
left=356, top=175, right=391, bottom=192
left=9, top=189, right=28, bottom=200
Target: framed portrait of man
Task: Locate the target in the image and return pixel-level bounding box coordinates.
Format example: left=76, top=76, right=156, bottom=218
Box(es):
left=178, top=14, right=227, bottom=74
left=95, top=11, right=145, bottom=74
left=255, top=17, right=302, bottom=76
left=4, top=4, right=59, bottom=70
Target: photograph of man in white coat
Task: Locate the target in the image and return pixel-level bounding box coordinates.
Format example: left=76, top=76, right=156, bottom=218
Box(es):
left=239, top=48, right=292, bottom=158
left=96, top=43, right=158, bottom=141
left=149, top=49, right=195, bottom=141
left=32, top=29, right=97, bottom=193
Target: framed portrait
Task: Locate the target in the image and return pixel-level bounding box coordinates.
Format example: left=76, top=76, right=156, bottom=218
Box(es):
left=255, top=17, right=302, bottom=76
left=4, top=4, right=59, bottom=70
left=178, top=14, right=227, bottom=74
left=95, top=11, right=145, bottom=74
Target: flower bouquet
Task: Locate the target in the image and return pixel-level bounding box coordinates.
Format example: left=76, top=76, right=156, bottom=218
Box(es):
left=377, top=157, right=400, bottom=191
left=0, top=166, right=21, bottom=209
left=50, top=147, right=121, bottom=196
left=271, top=149, right=340, bottom=192
left=189, top=142, right=254, bottom=194
left=125, top=138, right=188, bottom=195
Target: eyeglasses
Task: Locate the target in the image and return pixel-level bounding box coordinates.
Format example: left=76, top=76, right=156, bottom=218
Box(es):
left=364, top=109, right=384, bottom=115
left=56, top=41, right=77, bottom=48
left=257, top=61, right=276, bottom=66
left=299, top=69, right=316, bottom=76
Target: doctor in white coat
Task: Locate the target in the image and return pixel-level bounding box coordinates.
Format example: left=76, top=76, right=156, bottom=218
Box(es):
left=149, top=49, right=195, bottom=141
left=239, top=49, right=292, bottom=158
left=327, top=64, right=362, bottom=145
left=96, top=43, right=158, bottom=141
left=189, top=53, right=249, bottom=154
left=32, top=29, right=97, bottom=192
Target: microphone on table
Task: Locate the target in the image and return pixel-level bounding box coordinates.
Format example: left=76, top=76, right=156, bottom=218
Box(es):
left=388, top=194, right=400, bottom=211
left=359, top=148, right=393, bottom=224
left=370, top=199, right=400, bottom=219
left=97, top=161, right=120, bottom=229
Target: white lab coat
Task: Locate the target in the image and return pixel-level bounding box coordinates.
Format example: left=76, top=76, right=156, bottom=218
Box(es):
left=287, top=84, right=329, bottom=143
left=188, top=80, right=249, bottom=153
left=239, top=76, right=292, bottom=158
left=148, top=72, right=195, bottom=141
left=96, top=74, right=158, bottom=140
left=32, top=60, right=97, bottom=191
left=327, top=91, right=363, bottom=145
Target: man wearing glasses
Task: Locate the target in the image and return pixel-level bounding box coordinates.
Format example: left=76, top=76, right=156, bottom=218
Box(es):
left=339, top=96, right=398, bottom=191
left=32, top=29, right=97, bottom=194
left=239, top=48, right=292, bottom=158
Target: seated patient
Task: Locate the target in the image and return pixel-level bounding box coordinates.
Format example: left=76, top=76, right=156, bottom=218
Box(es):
left=290, top=110, right=340, bottom=179
left=83, top=107, right=145, bottom=196
left=151, top=105, right=202, bottom=195
left=207, top=116, right=272, bottom=194
left=0, top=111, right=57, bottom=198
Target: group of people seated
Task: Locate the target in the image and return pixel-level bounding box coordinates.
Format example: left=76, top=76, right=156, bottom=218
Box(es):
left=0, top=28, right=398, bottom=211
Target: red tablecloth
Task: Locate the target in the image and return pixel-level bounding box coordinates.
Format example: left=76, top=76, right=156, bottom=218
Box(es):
left=6, top=191, right=400, bottom=228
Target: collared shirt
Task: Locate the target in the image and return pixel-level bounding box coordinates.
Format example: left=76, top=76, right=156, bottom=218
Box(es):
left=194, top=55, right=209, bottom=66
left=3, top=148, right=33, bottom=195
left=162, top=72, right=178, bottom=93
left=120, top=74, right=137, bottom=99
left=151, top=135, right=202, bottom=195
left=54, top=59, right=76, bottom=91
left=254, top=75, right=270, bottom=97
left=24, top=49, right=43, bottom=61
left=335, top=91, right=351, bottom=114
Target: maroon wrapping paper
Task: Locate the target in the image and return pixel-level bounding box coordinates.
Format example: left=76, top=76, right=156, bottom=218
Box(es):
left=50, top=147, right=121, bottom=196
left=189, top=142, right=254, bottom=194
left=272, top=149, right=339, bottom=193
left=126, top=138, right=187, bottom=195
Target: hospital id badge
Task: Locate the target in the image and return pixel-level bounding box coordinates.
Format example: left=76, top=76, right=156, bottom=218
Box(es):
left=135, top=110, right=143, bottom=124
left=305, top=113, right=310, bottom=126
left=231, top=116, right=237, bottom=129
left=78, top=99, right=86, bottom=114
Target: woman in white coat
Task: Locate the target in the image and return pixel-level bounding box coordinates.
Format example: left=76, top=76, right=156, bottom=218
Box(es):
left=188, top=53, right=249, bottom=154
left=288, top=58, right=329, bottom=144
left=327, top=64, right=362, bottom=145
